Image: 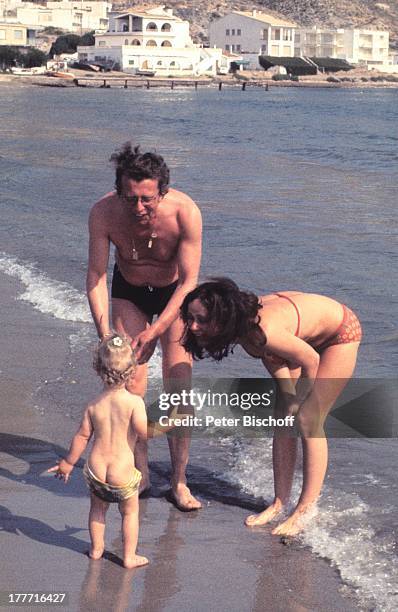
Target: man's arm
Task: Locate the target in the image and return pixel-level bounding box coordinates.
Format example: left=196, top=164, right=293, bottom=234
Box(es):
left=130, top=396, right=194, bottom=439
left=86, top=203, right=112, bottom=339
left=133, top=198, right=202, bottom=363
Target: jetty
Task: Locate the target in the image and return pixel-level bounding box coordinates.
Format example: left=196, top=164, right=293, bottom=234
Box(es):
left=72, top=77, right=269, bottom=90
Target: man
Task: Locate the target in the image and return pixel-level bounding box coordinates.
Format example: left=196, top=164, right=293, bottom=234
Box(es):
left=87, top=143, right=202, bottom=510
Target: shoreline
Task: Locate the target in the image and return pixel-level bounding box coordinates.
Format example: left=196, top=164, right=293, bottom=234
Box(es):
left=2, top=71, right=398, bottom=90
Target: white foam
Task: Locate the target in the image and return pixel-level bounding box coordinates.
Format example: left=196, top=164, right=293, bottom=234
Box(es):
left=220, top=437, right=398, bottom=612
left=0, top=253, right=91, bottom=323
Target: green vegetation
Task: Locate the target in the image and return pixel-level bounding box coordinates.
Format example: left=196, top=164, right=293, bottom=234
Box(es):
left=0, top=46, right=46, bottom=69
left=49, top=31, right=95, bottom=57
left=23, top=48, right=47, bottom=68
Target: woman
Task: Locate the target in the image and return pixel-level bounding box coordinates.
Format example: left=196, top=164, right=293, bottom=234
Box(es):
left=180, top=278, right=362, bottom=536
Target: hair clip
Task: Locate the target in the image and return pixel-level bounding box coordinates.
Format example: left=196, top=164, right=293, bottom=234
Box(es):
left=112, top=336, right=123, bottom=347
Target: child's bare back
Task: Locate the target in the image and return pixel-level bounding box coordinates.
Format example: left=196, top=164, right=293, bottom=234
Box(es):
left=87, top=387, right=145, bottom=485
left=48, top=334, right=149, bottom=568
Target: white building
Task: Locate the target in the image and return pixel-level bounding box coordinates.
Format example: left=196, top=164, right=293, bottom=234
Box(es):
left=78, top=5, right=223, bottom=76
left=209, top=9, right=297, bottom=65
left=295, top=27, right=389, bottom=67
left=14, top=1, right=111, bottom=34
left=0, top=20, right=28, bottom=45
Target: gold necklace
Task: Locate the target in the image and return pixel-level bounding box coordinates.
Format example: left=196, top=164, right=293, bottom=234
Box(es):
left=132, top=231, right=158, bottom=261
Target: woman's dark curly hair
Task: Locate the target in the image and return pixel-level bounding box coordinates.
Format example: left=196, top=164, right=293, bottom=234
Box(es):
left=110, top=142, right=170, bottom=196
left=180, top=278, right=265, bottom=361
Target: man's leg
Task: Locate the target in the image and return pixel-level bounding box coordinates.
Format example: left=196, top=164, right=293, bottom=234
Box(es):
left=112, top=297, right=152, bottom=492
left=160, top=317, right=201, bottom=510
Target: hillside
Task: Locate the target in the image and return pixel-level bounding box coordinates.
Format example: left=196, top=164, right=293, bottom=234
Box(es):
left=113, top=0, right=398, bottom=48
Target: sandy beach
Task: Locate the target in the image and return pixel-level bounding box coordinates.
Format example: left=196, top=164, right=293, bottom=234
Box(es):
left=0, top=273, right=361, bottom=611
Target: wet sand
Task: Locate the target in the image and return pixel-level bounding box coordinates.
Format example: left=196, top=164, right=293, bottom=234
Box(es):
left=0, top=274, right=360, bottom=611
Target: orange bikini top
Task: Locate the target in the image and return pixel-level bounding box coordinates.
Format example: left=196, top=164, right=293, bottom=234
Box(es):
left=273, top=293, right=301, bottom=337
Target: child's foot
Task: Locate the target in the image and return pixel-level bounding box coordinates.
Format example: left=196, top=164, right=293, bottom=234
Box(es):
left=245, top=501, right=283, bottom=527
left=123, top=555, right=149, bottom=569
left=171, top=483, right=202, bottom=511
left=89, top=547, right=104, bottom=560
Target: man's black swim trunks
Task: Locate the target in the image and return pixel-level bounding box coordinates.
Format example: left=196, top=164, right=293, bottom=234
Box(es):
left=111, top=264, right=178, bottom=319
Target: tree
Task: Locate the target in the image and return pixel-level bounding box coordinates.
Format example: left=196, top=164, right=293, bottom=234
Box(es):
left=79, top=31, right=95, bottom=47
left=21, top=48, right=47, bottom=68
left=0, top=46, right=22, bottom=69
left=49, top=34, right=80, bottom=57
left=49, top=31, right=95, bottom=57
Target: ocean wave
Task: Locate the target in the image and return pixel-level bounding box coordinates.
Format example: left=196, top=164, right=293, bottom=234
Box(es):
left=0, top=253, right=91, bottom=323
left=221, top=437, right=398, bottom=611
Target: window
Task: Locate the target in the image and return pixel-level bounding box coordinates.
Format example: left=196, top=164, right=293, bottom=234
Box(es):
left=0, top=30, right=5, bottom=40
left=146, top=22, right=157, bottom=31
left=14, top=30, right=23, bottom=39
left=146, top=39, right=157, bottom=46
left=231, top=44, right=235, bottom=51
left=161, top=40, right=172, bottom=47
left=157, top=60, right=163, bottom=66
left=237, top=29, right=241, bottom=36
left=225, top=44, right=230, bottom=51
left=99, top=41, right=106, bottom=47
left=236, top=44, right=241, bottom=51
left=161, top=23, right=171, bottom=32
left=231, top=29, right=235, bottom=35
left=261, top=28, right=268, bottom=41
left=128, top=59, right=135, bottom=65
left=226, top=29, right=229, bottom=36
left=122, top=24, right=128, bottom=32
left=283, top=29, right=293, bottom=41
left=261, top=44, right=267, bottom=53
left=131, top=39, right=140, bottom=45
left=272, top=28, right=280, bottom=41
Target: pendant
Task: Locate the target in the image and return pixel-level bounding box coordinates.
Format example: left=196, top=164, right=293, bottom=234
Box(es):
left=132, top=248, right=138, bottom=261
left=148, top=231, right=157, bottom=249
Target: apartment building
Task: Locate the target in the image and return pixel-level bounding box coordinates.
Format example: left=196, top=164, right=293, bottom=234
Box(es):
left=209, top=10, right=297, bottom=58
left=14, top=1, right=111, bottom=33
left=295, top=27, right=389, bottom=66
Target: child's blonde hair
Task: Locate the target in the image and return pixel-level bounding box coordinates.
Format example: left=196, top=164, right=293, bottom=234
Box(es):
left=93, top=334, right=136, bottom=386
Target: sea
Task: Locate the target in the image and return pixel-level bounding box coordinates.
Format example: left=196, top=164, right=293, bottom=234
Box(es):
left=1, top=82, right=397, bottom=610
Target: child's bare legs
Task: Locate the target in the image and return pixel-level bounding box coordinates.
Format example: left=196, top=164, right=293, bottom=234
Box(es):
left=119, top=494, right=148, bottom=569
left=272, top=343, right=360, bottom=537
left=88, top=493, right=109, bottom=559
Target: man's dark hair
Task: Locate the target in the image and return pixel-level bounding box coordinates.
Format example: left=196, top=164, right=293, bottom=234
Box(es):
left=180, top=278, right=264, bottom=361
left=110, top=142, right=170, bottom=196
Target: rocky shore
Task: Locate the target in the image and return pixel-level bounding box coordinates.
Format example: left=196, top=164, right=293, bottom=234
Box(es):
left=2, top=66, right=398, bottom=89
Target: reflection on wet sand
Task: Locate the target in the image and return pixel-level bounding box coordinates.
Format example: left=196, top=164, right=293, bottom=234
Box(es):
left=78, top=499, right=186, bottom=610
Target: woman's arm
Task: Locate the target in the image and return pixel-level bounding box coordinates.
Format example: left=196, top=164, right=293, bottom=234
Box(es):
left=261, top=329, right=320, bottom=405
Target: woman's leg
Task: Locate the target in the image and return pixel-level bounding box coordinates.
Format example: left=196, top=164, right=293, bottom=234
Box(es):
left=246, top=366, right=301, bottom=527
left=272, top=342, right=360, bottom=536
left=119, top=494, right=149, bottom=568
left=88, top=493, right=109, bottom=559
